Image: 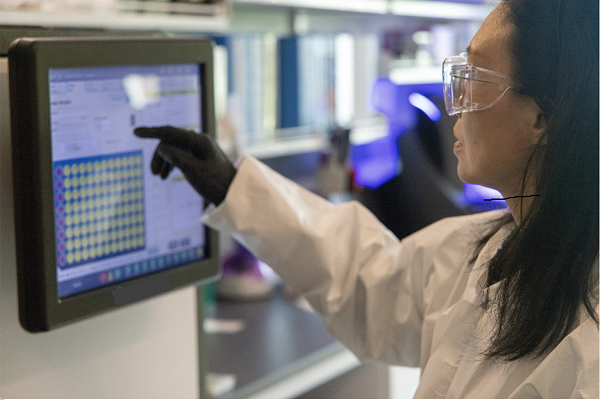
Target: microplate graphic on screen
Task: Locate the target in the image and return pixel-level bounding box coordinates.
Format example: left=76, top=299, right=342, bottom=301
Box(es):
left=53, top=151, right=146, bottom=269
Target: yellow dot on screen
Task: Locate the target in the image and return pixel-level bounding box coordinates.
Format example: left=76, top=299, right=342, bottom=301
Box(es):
left=111, top=243, right=118, bottom=253
left=95, top=174, right=101, bottom=184
left=118, top=241, right=125, bottom=251
left=98, top=246, right=104, bottom=257
left=78, top=163, right=85, bottom=172
left=94, top=161, right=100, bottom=170
left=74, top=226, right=81, bottom=236
left=101, top=160, right=107, bottom=169
left=96, top=210, right=102, bottom=220
left=82, top=225, right=88, bottom=235
left=74, top=239, right=81, bottom=249
left=66, top=216, right=72, bottom=226
left=72, top=177, right=79, bottom=187
left=117, top=171, right=124, bottom=180
left=111, top=231, right=117, bottom=241
left=73, top=202, right=80, bottom=212
left=124, top=240, right=131, bottom=249
left=95, top=198, right=101, bottom=208
left=82, top=237, right=89, bottom=247
left=117, top=229, right=124, bottom=239
left=90, top=248, right=96, bottom=258
left=102, top=173, right=108, bottom=182
left=81, top=213, right=88, bottom=224
left=90, top=236, right=96, bottom=246
left=109, top=159, right=115, bottom=169
left=67, top=241, right=74, bottom=251
left=65, top=204, right=72, bottom=213
left=66, top=228, right=73, bottom=238
left=90, top=223, right=96, bottom=234
left=95, top=187, right=101, bottom=196
left=73, top=190, right=79, bottom=200
left=64, top=165, right=71, bottom=175
left=73, top=214, right=80, bottom=224
left=116, top=158, right=122, bottom=168
left=87, top=162, right=93, bottom=172
left=104, top=244, right=110, bottom=254
left=67, top=253, right=74, bottom=263
left=87, top=175, right=93, bottom=185
left=96, top=233, right=103, bottom=244
left=103, top=232, right=109, bottom=241
left=72, top=164, right=78, bottom=174
left=80, top=201, right=86, bottom=211
left=64, top=178, right=71, bottom=188
left=81, top=188, right=87, bottom=198
left=82, top=250, right=89, bottom=260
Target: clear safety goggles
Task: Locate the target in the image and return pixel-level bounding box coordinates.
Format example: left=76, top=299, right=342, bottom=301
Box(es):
left=442, top=52, right=515, bottom=116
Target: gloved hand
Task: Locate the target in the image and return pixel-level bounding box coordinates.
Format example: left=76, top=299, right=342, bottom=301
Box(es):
left=134, top=126, right=236, bottom=206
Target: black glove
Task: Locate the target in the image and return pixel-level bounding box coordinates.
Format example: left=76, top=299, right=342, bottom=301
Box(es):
left=133, top=126, right=236, bottom=206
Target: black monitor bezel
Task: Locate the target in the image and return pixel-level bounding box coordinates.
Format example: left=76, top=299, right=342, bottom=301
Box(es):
left=8, top=36, right=219, bottom=332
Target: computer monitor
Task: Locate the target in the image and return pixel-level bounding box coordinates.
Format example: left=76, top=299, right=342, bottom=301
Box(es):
left=8, top=37, right=219, bottom=332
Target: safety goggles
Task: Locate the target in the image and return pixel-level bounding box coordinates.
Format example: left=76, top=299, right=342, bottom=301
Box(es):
left=442, top=52, right=515, bottom=116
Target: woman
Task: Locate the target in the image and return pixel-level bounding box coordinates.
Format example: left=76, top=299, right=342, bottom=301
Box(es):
left=135, top=0, right=599, bottom=396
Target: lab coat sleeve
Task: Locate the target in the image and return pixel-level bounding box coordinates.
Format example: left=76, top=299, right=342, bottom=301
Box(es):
left=202, top=156, right=477, bottom=367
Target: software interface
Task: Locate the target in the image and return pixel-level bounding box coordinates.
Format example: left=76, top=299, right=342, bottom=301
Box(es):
left=49, top=64, right=206, bottom=298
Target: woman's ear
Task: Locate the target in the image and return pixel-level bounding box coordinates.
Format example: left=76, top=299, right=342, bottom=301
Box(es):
left=529, top=100, right=547, bottom=145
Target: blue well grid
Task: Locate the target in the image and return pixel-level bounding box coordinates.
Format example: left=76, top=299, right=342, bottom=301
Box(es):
left=53, top=151, right=146, bottom=269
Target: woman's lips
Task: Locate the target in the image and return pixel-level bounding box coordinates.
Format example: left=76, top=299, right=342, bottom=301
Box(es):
left=453, top=141, right=463, bottom=156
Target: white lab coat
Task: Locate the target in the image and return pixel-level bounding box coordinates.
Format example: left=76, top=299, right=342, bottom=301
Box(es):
left=202, top=156, right=599, bottom=398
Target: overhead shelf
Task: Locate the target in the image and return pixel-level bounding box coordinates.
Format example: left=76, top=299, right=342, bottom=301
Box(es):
left=0, top=0, right=493, bottom=32
left=232, top=0, right=389, bottom=14
left=242, top=135, right=326, bottom=159
left=390, top=0, right=492, bottom=20
left=0, top=3, right=229, bottom=31
left=232, top=0, right=494, bottom=20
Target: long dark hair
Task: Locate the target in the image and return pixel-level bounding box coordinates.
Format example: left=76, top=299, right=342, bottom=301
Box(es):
left=475, top=0, right=599, bottom=361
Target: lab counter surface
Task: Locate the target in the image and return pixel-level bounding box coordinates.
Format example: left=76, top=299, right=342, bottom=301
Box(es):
left=204, top=284, right=361, bottom=398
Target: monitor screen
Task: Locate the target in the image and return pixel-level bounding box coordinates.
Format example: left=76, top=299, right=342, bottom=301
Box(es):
left=8, top=37, right=219, bottom=332
left=49, top=64, right=206, bottom=299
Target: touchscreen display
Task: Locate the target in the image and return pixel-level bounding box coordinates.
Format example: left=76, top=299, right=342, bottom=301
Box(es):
left=49, top=64, right=205, bottom=299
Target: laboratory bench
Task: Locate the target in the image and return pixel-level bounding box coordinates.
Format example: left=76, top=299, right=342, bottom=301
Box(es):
left=203, top=285, right=362, bottom=399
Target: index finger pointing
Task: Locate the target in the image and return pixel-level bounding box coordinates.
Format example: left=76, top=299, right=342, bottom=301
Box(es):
left=134, top=126, right=198, bottom=149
